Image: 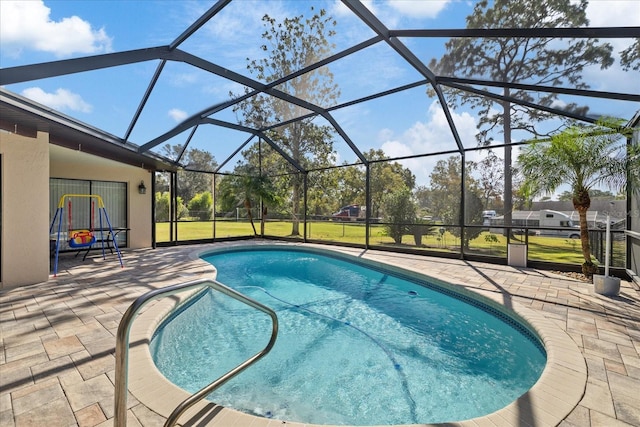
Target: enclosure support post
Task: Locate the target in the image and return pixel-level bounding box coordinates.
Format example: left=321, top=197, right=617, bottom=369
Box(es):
left=459, top=152, right=466, bottom=259
left=212, top=173, right=217, bottom=241
left=151, top=171, right=157, bottom=249
left=365, top=163, right=371, bottom=249
left=303, top=172, right=308, bottom=243
left=259, top=139, right=264, bottom=237
left=170, top=171, right=177, bottom=244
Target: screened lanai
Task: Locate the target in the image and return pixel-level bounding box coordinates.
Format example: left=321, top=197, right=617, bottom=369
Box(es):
left=1, top=0, right=639, bottom=280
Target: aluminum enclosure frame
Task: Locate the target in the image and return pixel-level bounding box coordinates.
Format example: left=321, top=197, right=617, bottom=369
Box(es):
left=1, top=0, right=638, bottom=274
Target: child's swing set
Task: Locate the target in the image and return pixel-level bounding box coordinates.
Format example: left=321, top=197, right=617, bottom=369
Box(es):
left=49, top=194, right=124, bottom=276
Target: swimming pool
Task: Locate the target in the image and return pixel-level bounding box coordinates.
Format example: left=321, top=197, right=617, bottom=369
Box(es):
left=150, top=246, right=546, bottom=425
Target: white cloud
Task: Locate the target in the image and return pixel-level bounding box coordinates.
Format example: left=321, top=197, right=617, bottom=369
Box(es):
left=379, top=101, right=478, bottom=184
left=333, top=0, right=450, bottom=27
left=361, top=0, right=378, bottom=14
left=192, top=1, right=288, bottom=49
left=333, top=0, right=379, bottom=16
left=584, top=0, right=640, bottom=27
left=170, top=72, right=199, bottom=87
left=0, top=0, right=112, bottom=57
left=177, top=1, right=290, bottom=73
left=575, top=1, right=640, bottom=102
left=380, top=139, right=414, bottom=157
left=168, top=109, right=188, bottom=122
left=550, top=98, right=568, bottom=110
left=21, top=87, right=92, bottom=113
left=331, top=0, right=450, bottom=27
left=331, top=0, right=353, bottom=16
left=386, top=0, right=449, bottom=18
left=382, top=101, right=477, bottom=153
left=203, top=80, right=245, bottom=98
left=583, top=0, right=640, bottom=61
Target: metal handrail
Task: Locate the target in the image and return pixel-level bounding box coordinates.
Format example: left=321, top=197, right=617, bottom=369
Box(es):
left=625, top=229, right=640, bottom=240
left=113, top=278, right=278, bottom=427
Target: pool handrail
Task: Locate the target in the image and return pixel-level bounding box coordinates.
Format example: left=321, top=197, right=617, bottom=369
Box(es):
left=114, top=278, right=279, bottom=427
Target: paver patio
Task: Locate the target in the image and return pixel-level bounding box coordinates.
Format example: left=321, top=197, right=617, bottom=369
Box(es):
left=1, top=241, right=638, bottom=426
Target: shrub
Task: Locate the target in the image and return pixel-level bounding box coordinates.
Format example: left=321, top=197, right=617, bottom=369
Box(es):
left=187, top=192, right=213, bottom=220
left=155, top=192, right=188, bottom=221
left=382, top=187, right=416, bottom=244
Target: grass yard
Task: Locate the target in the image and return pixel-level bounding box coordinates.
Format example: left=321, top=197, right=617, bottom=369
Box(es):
left=155, top=220, right=625, bottom=267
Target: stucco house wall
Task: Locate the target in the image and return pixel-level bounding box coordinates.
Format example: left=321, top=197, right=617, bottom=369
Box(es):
left=0, top=132, right=153, bottom=289
left=0, top=130, right=50, bottom=288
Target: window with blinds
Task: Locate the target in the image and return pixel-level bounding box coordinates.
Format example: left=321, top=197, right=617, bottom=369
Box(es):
left=50, top=178, right=128, bottom=248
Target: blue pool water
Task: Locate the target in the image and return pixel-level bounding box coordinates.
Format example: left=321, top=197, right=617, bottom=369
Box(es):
left=150, top=247, right=546, bottom=425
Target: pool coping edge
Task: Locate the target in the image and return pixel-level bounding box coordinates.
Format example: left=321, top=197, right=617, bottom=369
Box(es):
left=126, top=241, right=587, bottom=427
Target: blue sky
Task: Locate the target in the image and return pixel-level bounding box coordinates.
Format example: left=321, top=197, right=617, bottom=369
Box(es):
left=1, top=0, right=639, bottom=190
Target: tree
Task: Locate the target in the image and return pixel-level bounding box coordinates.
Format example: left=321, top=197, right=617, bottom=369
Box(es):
left=476, top=151, right=504, bottom=211
left=155, top=171, right=170, bottom=194
left=307, top=168, right=339, bottom=218
left=216, top=175, right=236, bottom=215
left=232, top=8, right=340, bottom=236
left=414, top=185, right=433, bottom=216
left=217, top=165, right=281, bottom=235
left=368, top=149, right=416, bottom=218
left=410, top=219, right=436, bottom=247
left=517, top=118, right=639, bottom=276
left=428, top=156, right=478, bottom=224
left=382, top=187, right=416, bottom=244
left=455, top=190, right=485, bottom=249
left=330, top=150, right=415, bottom=219
left=335, top=165, right=366, bottom=209
left=428, top=156, right=484, bottom=248
left=430, top=0, right=614, bottom=233
left=512, top=174, right=532, bottom=210
left=227, top=140, right=297, bottom=219
left=162, top=144, right=217, bottom=203
left=155, top=192, right=187, bottom=221
left=620, top=39, right=640, bottom=71
left=187, top=192, right=213, bottom=220
left=558, top=189, right=615, bottom=201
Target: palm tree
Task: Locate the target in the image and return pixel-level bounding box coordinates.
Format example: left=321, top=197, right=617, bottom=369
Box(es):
left=220, top=171, right=280, bottom=236
left=517, top=118, right=639, bottom=277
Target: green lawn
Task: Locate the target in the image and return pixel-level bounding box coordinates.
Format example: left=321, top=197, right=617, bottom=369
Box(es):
left=155, top=220, right=625, bottom=267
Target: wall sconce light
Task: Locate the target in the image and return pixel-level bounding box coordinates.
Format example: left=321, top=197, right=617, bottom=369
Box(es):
left=138, top=180, right=147, bottom=194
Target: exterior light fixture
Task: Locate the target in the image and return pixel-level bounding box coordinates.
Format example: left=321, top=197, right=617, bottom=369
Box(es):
left=138, top=180, right=147, bottom=194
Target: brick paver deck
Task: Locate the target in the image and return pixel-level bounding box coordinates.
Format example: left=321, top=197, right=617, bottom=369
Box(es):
left=1, top=241, right=638, bottom=426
